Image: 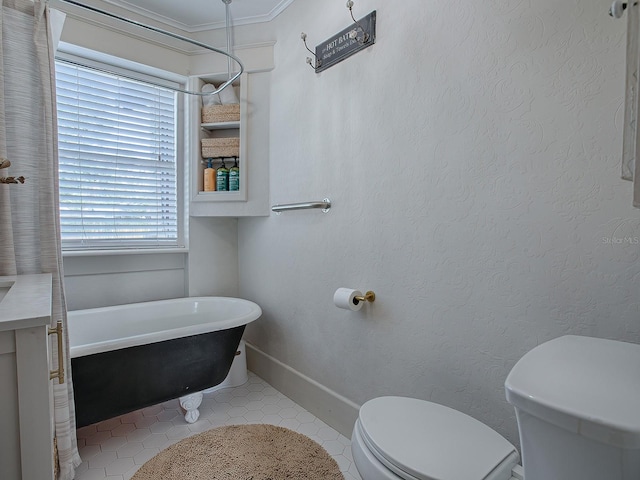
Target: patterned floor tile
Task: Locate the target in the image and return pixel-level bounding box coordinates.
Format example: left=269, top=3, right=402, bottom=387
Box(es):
left=74, top=372, right=362, bottom=480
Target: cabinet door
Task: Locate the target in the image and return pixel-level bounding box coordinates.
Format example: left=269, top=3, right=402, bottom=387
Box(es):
left=15, top=326, right=55, bottom=480
left=0, top=331, right=21, bottom=480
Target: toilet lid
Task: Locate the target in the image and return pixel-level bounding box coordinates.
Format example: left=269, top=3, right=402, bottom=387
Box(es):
left=358, top=397, right=517, bottom=480
left=505, top=335, right=640, bottom=449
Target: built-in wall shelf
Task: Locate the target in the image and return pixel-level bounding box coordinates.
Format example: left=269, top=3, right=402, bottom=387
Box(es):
left=195, top=190, right=244, bottom=202
left=188, top=69, right=271, bottom=217
left=201, top=121, right=240, bottom=131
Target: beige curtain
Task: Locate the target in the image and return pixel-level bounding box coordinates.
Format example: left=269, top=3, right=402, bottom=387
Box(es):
left=0, top=0, right=81, bottom=478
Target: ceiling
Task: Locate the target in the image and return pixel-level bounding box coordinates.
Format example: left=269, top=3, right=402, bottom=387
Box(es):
left=101, top=0, right=294, bottom=32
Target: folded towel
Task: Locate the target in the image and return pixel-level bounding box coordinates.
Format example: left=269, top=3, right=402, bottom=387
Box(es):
left=201, top=83, right=221, bottom=107
left=218, top=83, right=239, bottom=105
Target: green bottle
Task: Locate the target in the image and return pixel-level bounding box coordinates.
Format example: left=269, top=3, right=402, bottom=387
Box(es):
left=229, top=157, right=240, bottom=191
left=216, top=159, right=229, bottom=191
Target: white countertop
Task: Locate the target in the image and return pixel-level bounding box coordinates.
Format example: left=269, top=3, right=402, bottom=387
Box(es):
left=0, top=274, right=52, bottom=332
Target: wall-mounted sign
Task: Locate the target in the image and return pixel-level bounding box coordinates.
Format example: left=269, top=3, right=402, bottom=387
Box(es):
left=314, top=11, right=376, bottom=73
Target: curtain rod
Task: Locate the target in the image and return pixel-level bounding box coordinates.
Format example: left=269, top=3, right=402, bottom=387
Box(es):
left=55, top=0, right=244, bottom=96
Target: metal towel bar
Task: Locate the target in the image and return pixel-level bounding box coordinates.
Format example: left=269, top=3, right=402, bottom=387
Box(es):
left=271, top=198, right=331, bottom=213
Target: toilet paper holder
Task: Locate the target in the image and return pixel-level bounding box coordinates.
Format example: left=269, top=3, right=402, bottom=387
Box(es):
left=334, top=287, right=376, bottom=311
left=354, top=291, right=376, bottom=304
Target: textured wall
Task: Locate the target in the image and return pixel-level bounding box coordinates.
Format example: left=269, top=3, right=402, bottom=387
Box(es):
left=239, top=0, right=640, bottom=447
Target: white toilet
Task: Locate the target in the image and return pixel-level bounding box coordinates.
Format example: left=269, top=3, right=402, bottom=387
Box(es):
left=351, top=335, right=640, bottom=480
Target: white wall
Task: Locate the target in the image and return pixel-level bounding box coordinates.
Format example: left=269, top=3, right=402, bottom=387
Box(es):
left=239, top=0, right=640, bottom=447
left=63, top=253, right=188, bottom=310
left=188, top=218, right=240, bottom=297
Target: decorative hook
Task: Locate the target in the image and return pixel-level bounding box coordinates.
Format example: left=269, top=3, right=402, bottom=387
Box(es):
left=346, top=1, right=369, bottom=43
left=610, top=0, right=638, bottom=18
left=301, top=32, right=321, bottom=69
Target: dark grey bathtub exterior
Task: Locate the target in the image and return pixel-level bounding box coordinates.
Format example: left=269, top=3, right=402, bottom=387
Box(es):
left=72, top=325, right=245, bottom=428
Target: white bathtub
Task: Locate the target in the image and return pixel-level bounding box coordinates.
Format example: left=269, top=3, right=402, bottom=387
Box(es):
left=67, top=296, right=261, bottom=427
left=68, top=296, right=261, bottom=357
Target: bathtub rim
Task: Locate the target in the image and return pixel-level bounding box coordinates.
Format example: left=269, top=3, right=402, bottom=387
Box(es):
left=68, top=296, right=261, bottom=358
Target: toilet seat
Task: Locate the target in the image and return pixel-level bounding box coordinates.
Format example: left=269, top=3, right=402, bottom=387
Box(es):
left=355, top=397, right=519, bottom=480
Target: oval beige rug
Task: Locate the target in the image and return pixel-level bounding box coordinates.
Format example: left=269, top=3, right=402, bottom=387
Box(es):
left=131, top=424, right=345, bottom=479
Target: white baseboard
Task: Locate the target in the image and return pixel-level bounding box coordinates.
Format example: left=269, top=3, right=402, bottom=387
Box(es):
left=245, top=342, right=360, bottom=438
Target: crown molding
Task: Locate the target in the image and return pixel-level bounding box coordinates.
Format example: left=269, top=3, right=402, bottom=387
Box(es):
left=57, top=0, right=281, bottom=58
left=101, top=0, right=294, bottom=33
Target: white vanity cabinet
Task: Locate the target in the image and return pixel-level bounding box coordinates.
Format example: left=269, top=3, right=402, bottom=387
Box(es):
left=0, top=274, right=55, bottom=480
left=188, top=70, right=271, bottom=217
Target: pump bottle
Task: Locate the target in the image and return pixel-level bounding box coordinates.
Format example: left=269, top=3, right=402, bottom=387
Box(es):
left=216, top=159, right=229, bottom=191
left=204, top=158, right=216, bottom=192
left=229, top=157, right=239, bottom=191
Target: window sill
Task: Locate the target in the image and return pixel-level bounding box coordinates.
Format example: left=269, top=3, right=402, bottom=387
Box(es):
left=62, top=247, right=189, bottom=257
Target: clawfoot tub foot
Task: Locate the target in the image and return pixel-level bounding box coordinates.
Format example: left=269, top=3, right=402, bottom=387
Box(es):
left=179, top=392, right=204, bottom=423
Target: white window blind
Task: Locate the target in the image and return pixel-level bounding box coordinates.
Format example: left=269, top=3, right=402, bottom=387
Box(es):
left=55, top=60, right=179, bottom=249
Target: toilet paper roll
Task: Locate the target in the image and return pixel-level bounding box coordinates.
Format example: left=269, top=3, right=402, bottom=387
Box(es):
left=333, top=288, right=363, bottom=311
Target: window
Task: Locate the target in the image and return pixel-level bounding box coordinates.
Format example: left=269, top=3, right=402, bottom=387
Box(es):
left=55, top=58, right=182, bottom=250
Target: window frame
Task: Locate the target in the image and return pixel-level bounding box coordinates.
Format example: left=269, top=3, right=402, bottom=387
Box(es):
left=55, top=45, right=187, bottom=253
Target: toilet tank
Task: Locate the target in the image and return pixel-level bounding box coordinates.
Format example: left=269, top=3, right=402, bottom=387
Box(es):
left=505, top=335, right=640, bottom=480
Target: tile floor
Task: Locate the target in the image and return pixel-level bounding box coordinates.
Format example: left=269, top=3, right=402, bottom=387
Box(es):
left=74, top=372, right=362, bottom=480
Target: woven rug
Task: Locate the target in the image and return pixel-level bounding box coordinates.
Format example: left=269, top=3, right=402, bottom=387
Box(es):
left=131, top=424, right=345, bottom=480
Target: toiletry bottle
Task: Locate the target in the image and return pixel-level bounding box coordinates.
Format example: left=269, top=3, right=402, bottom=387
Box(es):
left=204, top=158, right=216, bottom=192
left=229, top=157, right=239, bottom=191
left=216, top=159, right=229, bottom=191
